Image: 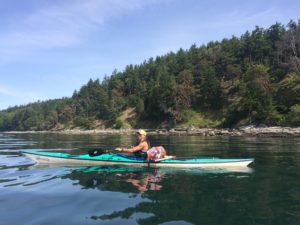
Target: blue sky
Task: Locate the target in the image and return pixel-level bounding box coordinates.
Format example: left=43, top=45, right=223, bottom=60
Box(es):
left=0, top=0, right=299, bottom=110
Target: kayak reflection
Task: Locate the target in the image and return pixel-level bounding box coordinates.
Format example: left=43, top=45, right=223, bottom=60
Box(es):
left=56, top=165, right=253, bottom=193
left=60, top=166, right=166, bottom=193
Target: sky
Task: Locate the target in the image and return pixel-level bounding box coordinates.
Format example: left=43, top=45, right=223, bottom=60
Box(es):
left=0, top=0, right=299, bottom=110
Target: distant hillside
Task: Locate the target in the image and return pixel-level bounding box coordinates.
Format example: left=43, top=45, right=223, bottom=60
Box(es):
left=1, top=20, right=300, bottom=131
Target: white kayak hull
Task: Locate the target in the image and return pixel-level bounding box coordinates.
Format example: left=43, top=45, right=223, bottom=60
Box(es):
left=22, top=151, right=254, bottom=170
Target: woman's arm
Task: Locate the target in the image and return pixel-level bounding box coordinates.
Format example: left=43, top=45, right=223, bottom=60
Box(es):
left=124, top=142, right=147, bottom=153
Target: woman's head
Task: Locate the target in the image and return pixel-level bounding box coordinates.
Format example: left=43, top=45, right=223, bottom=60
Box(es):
left=137, top=129, right=147, bottom=140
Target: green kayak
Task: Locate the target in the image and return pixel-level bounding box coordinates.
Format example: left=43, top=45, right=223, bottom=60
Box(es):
left=22, top=150, right=254, bottom=169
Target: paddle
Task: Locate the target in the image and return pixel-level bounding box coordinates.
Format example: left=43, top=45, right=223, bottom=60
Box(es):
left=152, top=155, right=176, bottom=162
left=115, top=148, right=176, bottom=162
left=87, top=147, right=126, bottom=156
left=88, top=148, right=106, bottom=156
left=89, top=147, right=176, bottom=161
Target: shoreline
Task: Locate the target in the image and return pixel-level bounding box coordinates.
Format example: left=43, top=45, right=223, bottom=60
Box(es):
left=2, top=126, right=300, bottom=137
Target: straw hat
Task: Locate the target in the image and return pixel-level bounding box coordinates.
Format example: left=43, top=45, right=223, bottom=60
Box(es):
left=137, top=129, right=147, bottom=136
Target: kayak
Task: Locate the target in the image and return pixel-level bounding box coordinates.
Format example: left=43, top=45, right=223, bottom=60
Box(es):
left=22, top=150, right=254, bottom=169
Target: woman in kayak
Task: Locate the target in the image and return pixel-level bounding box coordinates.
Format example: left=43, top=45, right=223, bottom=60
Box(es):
left=122, top=129, right=150, bottom=159
left=121, top=129, right=166, bottom=160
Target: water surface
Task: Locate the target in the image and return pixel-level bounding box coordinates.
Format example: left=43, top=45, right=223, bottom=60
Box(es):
left=0, top=133, right=300, bottom=225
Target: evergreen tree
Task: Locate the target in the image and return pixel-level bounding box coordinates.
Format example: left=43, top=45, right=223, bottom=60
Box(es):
left=197, top=62, right=223, bottom=110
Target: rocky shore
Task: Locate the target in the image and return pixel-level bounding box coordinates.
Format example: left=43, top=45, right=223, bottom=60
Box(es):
left=3, top=126, right=300, bottom=137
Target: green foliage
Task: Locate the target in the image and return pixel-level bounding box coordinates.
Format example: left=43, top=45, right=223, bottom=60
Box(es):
left=197, top=62, right=223, bottom=109
left=73, top=117, right=96, bottom=129
left=176, top=110, right=221, bottom=128
left=285, top=104, right=300, bottom=126
left=224, top=64, right=280, bottom=126
left=145, top=65, right=177, bottom=120
left=114, top=119, right=124, bottom=129
left=1, top=20, right=300, bottom=130
left=170, top=70, right=198, bottom=122
left=126, top=96, right=144, bottom=114
left=276, top=73, right=300, bottom=113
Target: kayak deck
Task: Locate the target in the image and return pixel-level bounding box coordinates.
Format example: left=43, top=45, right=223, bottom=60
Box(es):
left=22, top=150, right=254, bottom=169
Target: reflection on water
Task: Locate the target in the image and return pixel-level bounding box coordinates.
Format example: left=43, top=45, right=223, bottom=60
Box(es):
left=64, top=166, right=167, bottom=193
left=58, top=165, right=253, bottom=193
left=0, top=161, right=253, bottom=225
left=1, top=133, right=300, bottom=225
left=125, top=169, right=165, bottom=193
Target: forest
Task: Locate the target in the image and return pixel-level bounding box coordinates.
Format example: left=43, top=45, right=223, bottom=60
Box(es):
left=0, top=20, right=300, bottom=131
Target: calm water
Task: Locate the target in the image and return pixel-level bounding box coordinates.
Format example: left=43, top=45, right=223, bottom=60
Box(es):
left=1, top=133, right=300, bottom=225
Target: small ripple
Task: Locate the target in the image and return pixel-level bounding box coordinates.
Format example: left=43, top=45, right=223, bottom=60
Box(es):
left=0, top=166, right=74, bottom=188
left=4, top=182, right=25, bottom=187
left=0, top=149, right=23, bottom=153
left=0, top=178, right=17, bottom=184
left=0, top=155, right=34, bottom=169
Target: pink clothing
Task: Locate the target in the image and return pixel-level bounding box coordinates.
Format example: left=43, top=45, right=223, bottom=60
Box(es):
left=146, top=146, right=166, bottom=161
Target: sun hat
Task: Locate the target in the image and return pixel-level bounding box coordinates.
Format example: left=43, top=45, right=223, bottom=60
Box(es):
left=137, top=129, right=147, bottom=136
